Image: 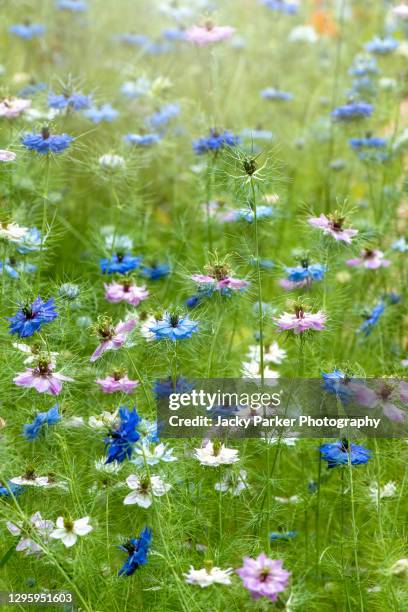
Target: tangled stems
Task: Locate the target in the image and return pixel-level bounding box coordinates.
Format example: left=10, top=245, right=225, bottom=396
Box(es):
left=347, top=453, right=365, bottom=611
left=250, top=177, right=265, bottom=384
left=39, top=155, right=50, bottom=280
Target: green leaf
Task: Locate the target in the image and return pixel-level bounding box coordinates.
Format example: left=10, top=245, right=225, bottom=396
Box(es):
left=0, top=545, right=15, bottom=568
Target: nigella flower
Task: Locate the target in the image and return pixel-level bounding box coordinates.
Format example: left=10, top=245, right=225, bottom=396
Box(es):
left=16, top=227, right=42, bottom=253
left=99, top=154, right=125, bottom=169
left=308, top=213, right=358, bottom=244
left=22, top=127, right=73, bottom=154
left=50, top=516, right=93, bottom=548
left=9, top=23, right=45, bottom=39
left=241, top=128, right=274, bottom=142
left=8, top=296, right=58, bottom=338
left=195, top=440, right=239, bottom=466
left=260, top=0, right=299, bottom=15
left=331, top=101, right=373, bottom=121
left=123, top=473, right=171, bottom=507
left=118, top=527, right=152, bottom=577
left=393, top=4, right=408, bottom=19
left=0, top=149, right=16, bottom=162
left=131, top=440, right=176, bottom=467
left=48, top=91, right=92, bottom=111
left=104, top=279, right=149, bottom=306
left=365, top=37, right=399, bottom=55
left=7, top=512, right=54, bottom=555
left=123, top=133, right=161, bottom=146
left=18, top=81, right=47, bottom=98
left=391, top=237, right=408, bottom=252
left=237, top=205, right=274, bottom=222
left=236, top=554, right=290, bottom=602
left=100, top=253, right=141, bottom=274
left=105, top=407, right=141, bottom=463
left=349, top=135, right=387, bottom=151
left=149, top=312, right=198, bottom=341
left=83, top=104, right=119, bottom=123
left=280, top=259, right=326, bottom=290
left=319, top=439, right=372, bottom=468
left=13, top=357, right=74, bottom=395
left=153, top=376, right=193, bottom=399
left=0, top=258, right=36, bottom=279
left=193, top=130, right=240, bottom=155
left=0, top=97, right=31, bottom=118
left=346, top=248, right=390, bottom=270
left=273, top=304, right=327, bottom=334
left=214, top=469, right=248, bottom=495
left=185, top=22, right=235, bottom=46
left=0, top=480, right=24, bottom=497
left=191, top=261, right=249, bottom=297
left=140, top=262, right=170, bottom=280
left=269, top=530, right=298, bottom=541
left=349, top=54, right=378, bottom=77
left=146, top=103, right=180, bottom=128
left=359, top=301, right=385, bottom=336
left=90, top=317, right=137, bottom=362
left=96, top=370, right=139, bottom=394
left=57, top=0, right=88, bottom=12
left=184, top=562, right=233, bottom=587
left=23, top=404, right=61, bottom=440
left=322, top=369, right=353, bottom=403
left=261, top=87, right=294, bottom=101
left=353, top=380, right=408, bottom=423
left=162, top=28, right=187, bottom=41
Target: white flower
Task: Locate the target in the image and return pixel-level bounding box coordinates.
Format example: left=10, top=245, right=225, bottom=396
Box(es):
left=215, top=469, right=248, bottom=495
left=131, top=441, right=177, bottom=466
left=99, top=154, right=125, bottom=169
left=50, top=516, right=93, bottom=548
left=378, top=77, right=396, bottom=91
left=10, top=474, right=51, bottom=488
left=94, top=457, right=122, bottom=474
left=13, top=343, right=58, bottom=367
left=6, top=512, right=54, bottom=555
left=247, top=342, right=286, bottom=365
left=288, top=25, right=318, bottom=44
left=369, top=481, right=397, bottom=503
left=389, top=558, right=408, bottom=578
left=0, top=222, right=28, bottom=242
left=123, top=474, right=171, bottom=508
left=195, top=441, right=239, bottom=467
left=140, top=314, right=158, bottom=341
left=24, top=107, right=59, bottom=122
left=64, top=416, right=85, bottom=428
left=242, top=359, right=280, bottom=383
left=273, top=495, right=300, bottom=504
left=88, top=410, right=119, bottom=429
left=183, top=565, right=233, bottom=587
left=0, top=149, right=16, bottom=162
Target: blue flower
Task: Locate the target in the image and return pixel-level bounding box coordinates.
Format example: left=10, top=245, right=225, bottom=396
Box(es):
left=193, top=130, right=240, bottom=155
left=22, top=128, right=73, bottom=154
left=322, top=370, right=353, bottom=403
left=319, top=440, right=372, bottom=468
left=241, top=128, right=274, bottom=142
left=285, top=262, right=325, bottom=282
left=331, top=102, right=373, bottom=121
left=261, top=87, right=294, bottom=101
left=269, top=531, right=298, bottom=541
left=124, top=133, right=161, bottom=146
left=365, top=37, right=399, bottom=55
left=18, top=82, right=47, bottom=98
left=119, top=33, right=150, bottom=46
left=153, top=377, right=193, bottom=399
left=237, top=205, right=273, bottom=222
left=359, top=301, right=385, bottom=336
left=146, top=103, right=180, bottom=128
left=48, top=92, right=92, bottom=110
left=8, top=296, right=58, bottom=338
left=100, top=253, right=141, bottom=274
left=149, top=313, right=198, bottom=341
left=391, top=237, right=408, bottom=252
left=349, top=136, right=387, bottom=150
left=118, top=527, right=152, bottom=576
left=84, top=104, right=119, bottom=123
left=0, top=481, right=24, bottom=497
left=349, top=55, right=378, bottom=77
left=140, top=263, right=170, bottom=280
left=162, top=29, right=187, bottom=41
left=105, top=407, right=141, bottom=464
left=16, top=227, right=42, bottom=253
left=23, top=405, right=61, bottom=441
left=57, top=0, right=88, bottom=11
left=9, top=23, right=45, bottom=39
left=0, top=259, right=36, bottom=278
left=260, top=0, right=298, bottom=14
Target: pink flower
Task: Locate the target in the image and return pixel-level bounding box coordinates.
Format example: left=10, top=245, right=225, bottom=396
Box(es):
left=273, top=307, right=327, bottom=334
left=186, top=23, right=235, bottom=46
left=0, top=97, right=31, bottom=118
left=191, top=274, right=249, bottom=292
left=236, top=554, right=290, bottom=602
left=96, top=373, right=139, bottom=394
left=13, top=361, right=73, bottom=396
left=104, top=281, right=149, bottom=306
left=279, top=278, right=309, bottom=291
left=308, top=213, right=358, bottom=244
left=90, top=319, right=137, bottom=362
left=352, top=381, right=407, bottom=423
left=346, top=249, right=390, bottom=269
left=393, top=4, right=408, bottom=19
left=0, top=149, right=16, bottom=162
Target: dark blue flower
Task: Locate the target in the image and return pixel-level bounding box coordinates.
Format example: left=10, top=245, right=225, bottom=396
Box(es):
left=186, top=294, right=202, bottom=309
left=57, top=0, right=88, bottom=11
left=331, top=102, right=373, bottom=121
left=124, top=133, right=161, bottom=146
left=118, top=527, right=152, bottom=576
left=23, top=405, right=61, bottom=441
left=8, top=296, right=58, bottom=338
left=322, top=370, right=353, bottom=403
left=48, top=92, right=92, bottom=110
left=22, top=128, right=73, bottom=154
left=149, top=313, right=198, bottom=341
left=100, top=253, right=141, bottom=274
left=105, top=407, right=141, bottom=464
left=319, top=440, right=372, bottom=468
left=359, top=301, right=385, bottom=336
left=193, top=130, right=240, bottom=155
left=84, top=104, right=119, bottom=123
left=0, top=481, right=24, bottom=497
left=140, top=263, right=170, bottom=280
left=9, top=23, right=45, bottom=39
left=365, top=37, right=399, bottom=55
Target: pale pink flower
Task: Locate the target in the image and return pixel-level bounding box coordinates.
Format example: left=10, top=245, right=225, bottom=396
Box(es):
left=308, top=213, right=358, bottom=244
left=13, top=361, right=73, bottom=395
left=0, top=149, right=16, bottom=162
left=352, top=381, right=407, bottom=422
left=7, top=512, right=54, bottom=555
left=192, top=274, right=248, bottom=292
left=104, top=281, right=149, bottom=306
left=96, top=373, right=139, bottom=394
left=90, top=319, right=137, bottom=362
left=273, top=307, right=327, bottom=334
left=0, top=97, right=31, bottom=118
left=186, top=23, right=235, bottom=46
left=236, top=554, right=290, bottom=602
left=346, top=249, right=390, bottom=269
left=279, top=278, right=309, bottom=291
